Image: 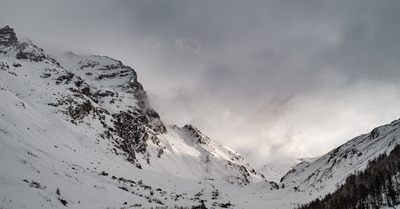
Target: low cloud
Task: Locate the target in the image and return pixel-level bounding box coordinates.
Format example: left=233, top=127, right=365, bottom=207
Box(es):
left=150, top=75, right=400, bottom=166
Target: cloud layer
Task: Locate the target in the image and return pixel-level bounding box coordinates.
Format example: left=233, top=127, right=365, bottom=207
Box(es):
left=2, top=1, right=400, bottom=166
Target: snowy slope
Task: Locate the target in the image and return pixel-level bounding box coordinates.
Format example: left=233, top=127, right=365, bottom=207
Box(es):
left=151, top=125, right=263, bottom=184
left=259, top=158, right=317, bottom=183
left=282, top=119, right=400, bottom=197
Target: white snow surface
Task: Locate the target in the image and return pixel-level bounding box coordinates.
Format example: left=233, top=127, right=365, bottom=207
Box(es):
left=1, top=29, right=400, bottom=208
left=259, top=158, right=317, bottom=183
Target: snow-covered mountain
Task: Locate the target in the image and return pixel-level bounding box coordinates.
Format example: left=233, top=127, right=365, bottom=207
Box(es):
left=281, top=119, right=400, bottom=197
left=0, top=25, right=272, bottom=208
left=2, top=25, right=400, bottom=208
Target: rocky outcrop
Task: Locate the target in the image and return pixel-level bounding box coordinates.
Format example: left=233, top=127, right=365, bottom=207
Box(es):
left=111, top=109, right=161, bottom=162
left=15, top=42, right=47, bottom=62
left=0, top=25, right=18, bottom=46
left=182, top=124, right=211, bottom=145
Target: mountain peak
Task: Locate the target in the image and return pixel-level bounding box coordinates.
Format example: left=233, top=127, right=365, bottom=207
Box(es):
left=182, top=124, right=211, bottom=144
left=0, top=25, right=18, bottom=46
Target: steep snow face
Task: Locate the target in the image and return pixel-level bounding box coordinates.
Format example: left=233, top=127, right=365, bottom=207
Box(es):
left=148, top=125, right=264, bottom=185
left=282, top=119, right=400, bottom=196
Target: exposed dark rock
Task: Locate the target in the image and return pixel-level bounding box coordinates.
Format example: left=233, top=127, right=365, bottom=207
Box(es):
left=0, top=62, right=9, bottom=70
left=56, top=72, right=74, bottom=85
left=146, top=109, right=161, bottom=120
left=111, top=110, right=156, bottom=161
left=182, top=124, right=211, bottom=144
left=78, top=60, right=99, bottom=70
left=93, top=90, right=115, bottom=98
left=15, top=42, right=46, bottom=62
left=96, top=72, right=119, bottom=80
left=40, top=73, right=51, bottom=78
left=0, top=25, right=18, bottom=46
left=65, top=97, right=93, bottom=121
left=370, top=127, right=380, bottom=139
left=81, top=87, right=90, bottom=96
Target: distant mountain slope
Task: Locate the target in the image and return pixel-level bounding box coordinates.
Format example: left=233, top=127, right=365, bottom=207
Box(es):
left=259, top=158, right=317, bottom=183
left=282, top=119, right=400, bottom=196
left=298, top=145, right=400, bottom=209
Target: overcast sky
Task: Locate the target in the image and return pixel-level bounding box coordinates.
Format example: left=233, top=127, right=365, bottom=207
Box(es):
left=2, top=1, right=400, bottom=166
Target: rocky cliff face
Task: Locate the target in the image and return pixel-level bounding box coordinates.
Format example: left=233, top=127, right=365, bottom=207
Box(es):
left=56, top=52, right=166, bottom=133
left=53, top=52, right=168, bottom=168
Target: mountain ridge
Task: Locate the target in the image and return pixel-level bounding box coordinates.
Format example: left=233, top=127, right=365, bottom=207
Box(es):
left=281, top=118, right=400, bottom=197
